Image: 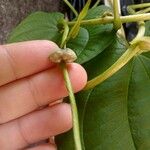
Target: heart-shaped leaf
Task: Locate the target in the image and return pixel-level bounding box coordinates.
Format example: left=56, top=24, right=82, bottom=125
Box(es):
left=7, top=6, right=115, bottom=64
left=75, top=5, right=115, bottom=64
left=56, top=35, right=150, bottom=149
left=67, top=27, right=89, bottom=60
left=7, top=12, right=90, bottom=63
left=7, top=12, right=64, bottom=44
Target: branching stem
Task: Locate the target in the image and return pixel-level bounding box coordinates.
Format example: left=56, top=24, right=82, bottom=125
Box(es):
left=127, top=5, right=146, bottom=45
left=84, top=3, right=148, bottom=90
left=130, top=21, right=145, bottom=45
left=113, top=0, right=121, bottom=30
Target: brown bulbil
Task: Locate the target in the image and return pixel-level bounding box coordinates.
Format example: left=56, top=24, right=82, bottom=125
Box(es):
left=49, top=48, right=77, bottom=63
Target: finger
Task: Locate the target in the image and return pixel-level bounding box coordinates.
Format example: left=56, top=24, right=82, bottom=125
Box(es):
left=49, top=99, right=63, bottom=107
left=0, top=63, right=87, bottom=124
left=0, top=103, right=71, bottom=150
left=0, top=40, right=58, bottom=86
left=25, top=144, right=56, bottom=150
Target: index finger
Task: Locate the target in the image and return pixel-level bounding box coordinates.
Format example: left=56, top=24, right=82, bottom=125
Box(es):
left=0, top=40, right=58, bottom=86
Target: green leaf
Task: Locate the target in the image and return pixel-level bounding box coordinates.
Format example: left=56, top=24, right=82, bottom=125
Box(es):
left=56, top=36, right=150, bottom=149
left=7, top=6, right=115, bottom=65
left=75, top=5, right=115, bottom=64
left=77, top=25, right=115, bottom=64
left=66, top=5, right=115, bottom=64
left=145, top=20, right=150, bottom=36
left=7, top=12, right=90, bottom=63
left=84, top=5, right=112, bottom=20
left=7, top=12, right=64, bottom=44
left=67, top=27, right=89, bottom=59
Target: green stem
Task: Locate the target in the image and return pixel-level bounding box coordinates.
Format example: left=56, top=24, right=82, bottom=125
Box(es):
left=92, top=0, right=101, bottom=8
left=63, top=0, right=78, bottom=17
left=130, top=21, right=145, bottom=45
left=60, top=20, right=69, bottom=48
left=112, top=0, right=127, bottom=45
left=113, top=0, right=121, bottom=30
left=136, top=7, right=150, bottom=14
left=127, top=5, right=146, bottom=45
left=84, top=3, right=148, bottom=90
left=60, top=20, right=82, bottom=150
left=60, top=63, right=82, bottom=150
left=84, top=45, right=140, bottom=90
left=129, top=3, right=150, bottom=9
left=68, top=13, right=150, bottom=26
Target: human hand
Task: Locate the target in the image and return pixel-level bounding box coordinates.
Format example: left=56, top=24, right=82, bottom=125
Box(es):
left=0, top=40, right=87, bottom=150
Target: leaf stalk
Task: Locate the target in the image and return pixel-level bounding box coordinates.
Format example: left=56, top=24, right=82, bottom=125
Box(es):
left=84, top=45, right=140, bottom=90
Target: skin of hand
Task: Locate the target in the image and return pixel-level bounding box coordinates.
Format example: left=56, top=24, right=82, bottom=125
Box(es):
left=0, top=40, right=87, bottom=150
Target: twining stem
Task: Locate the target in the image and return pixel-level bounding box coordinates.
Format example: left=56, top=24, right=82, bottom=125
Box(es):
left=68, top=13, right=150, bottom=26
left=84, top=3, right=148, bottom=90
left=129, top=3, right=150, bottom=9
left=113, top=0, right=121, bottom=30
left=130, top=21, right=145, bottom=44
left=63, top=0, right=78, bottom=17
left=84, top=45, right=140, bottom=90
left=60, top=20, right=82, bottom=150
left=136, top=7, right=150, bottom=14
left=127, top=5, right=146, bottom=45
left=60, top=21, right=69, bottom=48
left=92, top=0, right=101, bottom=8
left=60, top=63, right=82, bottom=150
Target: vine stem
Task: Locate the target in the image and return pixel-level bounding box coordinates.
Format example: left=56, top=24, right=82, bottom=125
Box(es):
left=84, top=45, right=140, bottom=90
left=63, top=0, right=78, bottom=17
left=60, top=20, right=69, bottom=48
left=84, top=3, right=148, bottom=90
left=127, top=5, right=146, bottom=45
left=60, top=20, right=82, bottom=150
left=60, top=63, right=82, bottom=150
left=92, top=0, right=101, bottom=8
left=136, top=7, right=150, bottom=14
left=113, top=0, right=121, bottom=30
left=130, top=21, right=145, bottom=44
left=68, top=13, right=150, bottom=26
left=129, top=3, right=150, bottom=9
